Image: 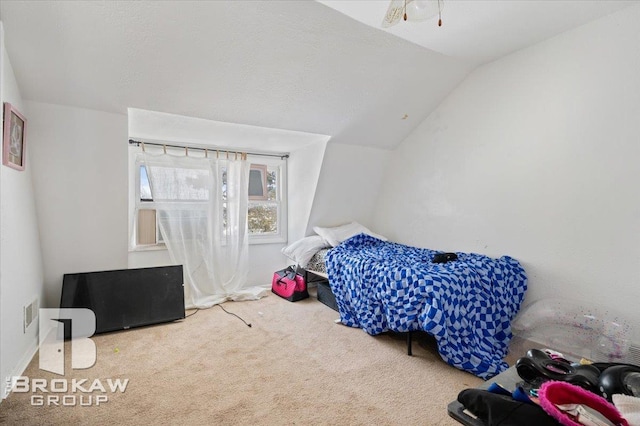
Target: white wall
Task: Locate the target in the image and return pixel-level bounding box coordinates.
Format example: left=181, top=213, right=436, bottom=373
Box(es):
left=373, top=6, right=640, bottom=339
left=287, top=141, right=326, bottom=243
left=307, top=142, right=390, bottom=233
left=26, top=101, right=129, bottom=308
left=0, top=24, right=45, bottom=398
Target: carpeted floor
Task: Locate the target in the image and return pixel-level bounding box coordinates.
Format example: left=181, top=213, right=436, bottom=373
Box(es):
left=0, top=288, right=484, bottom=425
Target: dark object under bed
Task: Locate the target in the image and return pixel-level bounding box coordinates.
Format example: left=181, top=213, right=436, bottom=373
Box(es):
left=316, top=280, right=338, bottom=311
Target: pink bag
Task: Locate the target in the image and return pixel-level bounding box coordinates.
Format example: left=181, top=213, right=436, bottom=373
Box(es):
left=272, top=266, right=308, bottom=302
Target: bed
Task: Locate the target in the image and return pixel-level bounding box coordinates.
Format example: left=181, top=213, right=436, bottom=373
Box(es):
left=300, top=233, right=527, bottom=379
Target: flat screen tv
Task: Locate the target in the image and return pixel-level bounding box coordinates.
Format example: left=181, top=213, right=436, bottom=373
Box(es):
left=60, top=265, right=185, bottom=337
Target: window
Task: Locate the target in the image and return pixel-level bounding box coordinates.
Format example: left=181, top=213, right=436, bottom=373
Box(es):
left=131, top=152, right=287, bottom=249
left=247, top=162, right=285, bottom=239
left=221, top=160, right=286, bottom=241
left=136, top=165, right=164, bottom=246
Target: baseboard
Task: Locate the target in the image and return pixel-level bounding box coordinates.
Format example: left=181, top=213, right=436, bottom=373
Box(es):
left=2, top=340, right=38, bottom=400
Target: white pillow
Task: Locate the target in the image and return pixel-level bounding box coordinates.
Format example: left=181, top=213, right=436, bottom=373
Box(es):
left=281, top=235, right=329, bottom=267
left=312, top=222, right=387, bottom=247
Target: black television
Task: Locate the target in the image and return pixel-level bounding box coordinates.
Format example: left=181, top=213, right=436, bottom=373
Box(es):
left=60, top=265, right=185, bottom=337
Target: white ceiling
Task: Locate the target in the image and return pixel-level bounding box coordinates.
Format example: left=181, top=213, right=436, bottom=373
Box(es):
left=318, top=0, right=637, bottom=65
left=1, top=0, right=636, bottom=150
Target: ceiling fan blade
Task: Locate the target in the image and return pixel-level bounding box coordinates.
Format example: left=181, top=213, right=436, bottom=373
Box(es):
left=381, top=0, right=405, bottom=28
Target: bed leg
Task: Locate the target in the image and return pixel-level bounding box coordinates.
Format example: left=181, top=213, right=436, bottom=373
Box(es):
left=407, top=331, right=413, bottom=356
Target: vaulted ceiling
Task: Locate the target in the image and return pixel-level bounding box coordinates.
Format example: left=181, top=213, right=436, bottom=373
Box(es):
left=1, top=1, right=636, bottom=150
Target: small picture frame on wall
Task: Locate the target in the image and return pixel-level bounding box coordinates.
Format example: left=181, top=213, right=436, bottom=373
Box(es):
left=3, top=102, right=27, bottom=171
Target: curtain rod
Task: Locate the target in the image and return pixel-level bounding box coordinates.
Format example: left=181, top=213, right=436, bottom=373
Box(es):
left=128, top=139, right=289, bottom=159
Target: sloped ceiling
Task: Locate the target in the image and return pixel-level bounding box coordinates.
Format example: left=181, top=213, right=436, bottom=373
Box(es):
left=0, top=1, right=635, bottom=150
left=319, top=0, right=637, bottom=64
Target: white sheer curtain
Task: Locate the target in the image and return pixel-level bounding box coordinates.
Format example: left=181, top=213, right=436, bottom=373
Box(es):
left=139, top=152, right=268, bottom=309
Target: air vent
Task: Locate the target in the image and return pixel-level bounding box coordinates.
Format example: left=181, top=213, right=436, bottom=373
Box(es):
left=23, top=298, right=39, bottom=332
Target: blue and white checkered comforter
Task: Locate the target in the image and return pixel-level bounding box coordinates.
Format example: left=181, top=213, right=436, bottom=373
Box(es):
left=325, top=234, right=527, bottom=379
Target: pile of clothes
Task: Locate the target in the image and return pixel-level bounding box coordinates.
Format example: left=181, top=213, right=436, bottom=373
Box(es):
left=457, top=349, right=640, bottom=426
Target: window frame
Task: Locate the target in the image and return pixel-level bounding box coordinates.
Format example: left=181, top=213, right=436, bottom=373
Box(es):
left=246, top=157, right=288, bottom=245
left=128, top=147, right=287, bottom=251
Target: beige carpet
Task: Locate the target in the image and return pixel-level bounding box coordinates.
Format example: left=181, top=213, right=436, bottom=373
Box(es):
left=0, top=289, right=484, bottom=425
